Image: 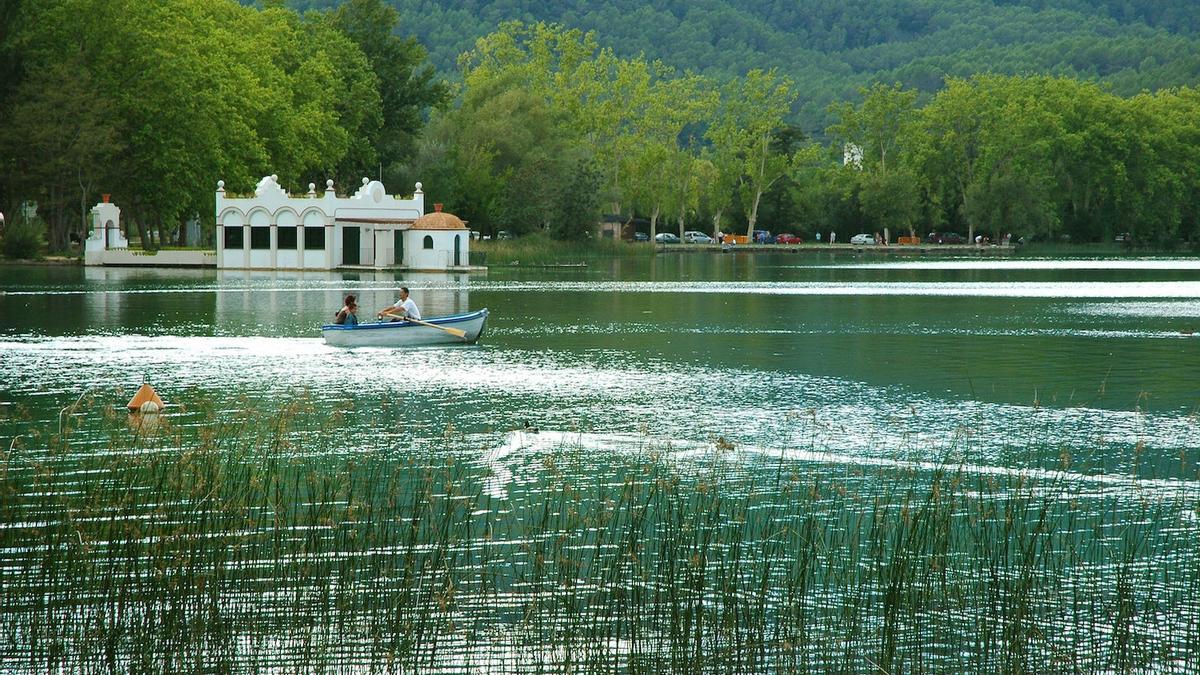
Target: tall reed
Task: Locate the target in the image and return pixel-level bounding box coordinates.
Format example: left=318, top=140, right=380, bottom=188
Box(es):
left=0, top=394, right=1196, bottom=673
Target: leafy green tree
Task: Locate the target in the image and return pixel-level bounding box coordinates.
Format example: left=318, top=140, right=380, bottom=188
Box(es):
left=828, top=83, right=923, bottom=238
left=828, top=83, right=919, bottom=174
left=696, top=151, right=734, bottom=238
left=669, top=150, right=705, bottom=239
left=625, top=71, right=715, bottom=240
left=1122, top=88, right=1200, bottom=246
left=707, top=69, right=799, bottom=239
left=455, top=21, right=619, bottom=233
left=326, top=0, right=447, bottom=184
left=547, top=153, right=602, bottom=240
left=0, top=59, right=121, bottom=251
left=1, top=214, right=45, bottom=259
left=7, top=0, right=386, bottom=248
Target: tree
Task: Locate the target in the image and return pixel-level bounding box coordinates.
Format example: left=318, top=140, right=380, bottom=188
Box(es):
left=625, top=71, right=714, bottom=240
left=707, top=69, right=798, bottom=239
left=827, top=83, right=918, bottom=174
left=455, top=21, right=624, bottom=232
left=327, top=0, right=447, bottom=184
left=828, top=83, right=922, bottom=237
left=0, top=59, right=121, bottom=251
left=9, top=0, right=385, bottom=249
left=547, top=153, right=602, bottom=240
left=697, top=146, right=739, bottom=238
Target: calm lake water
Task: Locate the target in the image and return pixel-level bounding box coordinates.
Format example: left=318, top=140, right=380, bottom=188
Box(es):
left=3, top=254, right=1198, bottom=473
left=1, top=252, right=1199, bottom=672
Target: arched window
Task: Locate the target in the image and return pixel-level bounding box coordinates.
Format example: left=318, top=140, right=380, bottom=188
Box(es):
left=423, top=235, right=434, bottom=249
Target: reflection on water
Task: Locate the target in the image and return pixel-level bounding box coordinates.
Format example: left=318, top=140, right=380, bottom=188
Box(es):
left=1, top=406, right=1198, bottom=673
left=1, top=333, right=1195, bottom=479
left=815, top=258, right=1200, bottom=270
left=1, top=257, right=1199, bottom=671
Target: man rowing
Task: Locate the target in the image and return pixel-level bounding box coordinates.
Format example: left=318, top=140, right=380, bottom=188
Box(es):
left=378, top=286, right=421, bottom=322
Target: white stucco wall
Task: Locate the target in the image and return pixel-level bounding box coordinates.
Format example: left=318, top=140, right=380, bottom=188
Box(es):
left=304, top=249, right=326, bottom=268
left=277, top=249, right=298, bottom=268
left=405, top=230, right=468, bottom=270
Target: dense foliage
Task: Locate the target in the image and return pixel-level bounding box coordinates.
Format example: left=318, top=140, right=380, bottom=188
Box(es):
left=2, top=1, right=1199, bottom=252
left=405, top=22, right=1200, bottom=247
left=0, top=0, right=443, bottom=252
left=1, top=216, right=46, bottom=260
left=287, top=0, right=1200, bottom=133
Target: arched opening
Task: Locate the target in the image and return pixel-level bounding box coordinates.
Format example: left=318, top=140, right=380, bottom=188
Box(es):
left=423, top=235, right=433, bottom=250
left=453, top=234, right=461, bottom=266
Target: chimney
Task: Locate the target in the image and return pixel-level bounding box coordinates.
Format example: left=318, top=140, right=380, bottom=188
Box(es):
left=102, top=194, right=110, bottom=203
left=434, top=203, right=443, bottom=212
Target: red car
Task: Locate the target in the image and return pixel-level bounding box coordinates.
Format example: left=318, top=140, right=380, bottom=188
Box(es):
left=775, top=233, right=802, bottom=244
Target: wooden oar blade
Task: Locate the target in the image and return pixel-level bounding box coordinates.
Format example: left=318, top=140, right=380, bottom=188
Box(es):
left=405, top=315, right=469, bottom=339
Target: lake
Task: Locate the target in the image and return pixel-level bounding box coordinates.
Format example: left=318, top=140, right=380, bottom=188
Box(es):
left=1, top=253, right=1198, bottom=672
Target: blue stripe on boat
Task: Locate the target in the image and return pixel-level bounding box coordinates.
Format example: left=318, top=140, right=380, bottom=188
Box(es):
left=321, top=308, right=488, bottom=331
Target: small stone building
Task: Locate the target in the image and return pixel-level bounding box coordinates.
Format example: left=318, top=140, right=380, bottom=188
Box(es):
left=83, top=195, right=129, bottom=262
left=215, top=175, right=471, bottom=271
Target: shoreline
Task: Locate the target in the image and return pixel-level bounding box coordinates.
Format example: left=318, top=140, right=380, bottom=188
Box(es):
left=658, top=242, right=1017, bottom=255
left=2, top=242, right=1193, bottom=270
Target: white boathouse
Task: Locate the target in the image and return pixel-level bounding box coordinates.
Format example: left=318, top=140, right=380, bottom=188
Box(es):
left=215, top=175, right=471, bottom=271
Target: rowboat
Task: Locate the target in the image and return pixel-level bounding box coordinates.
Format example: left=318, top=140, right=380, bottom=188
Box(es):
left=322, top=308, right=489, bottom=347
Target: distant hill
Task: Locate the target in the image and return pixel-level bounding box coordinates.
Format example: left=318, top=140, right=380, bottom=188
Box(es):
left=288, top=0, right=1200, bottom=132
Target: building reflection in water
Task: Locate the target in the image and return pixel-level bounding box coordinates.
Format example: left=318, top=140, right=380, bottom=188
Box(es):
left=79, top=267, right=474, bottom=336
left=213, top=269, right=474, bottom=333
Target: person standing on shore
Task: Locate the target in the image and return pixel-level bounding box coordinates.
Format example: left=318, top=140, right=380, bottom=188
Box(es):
left=830, top=231, right=836, bottom=245
left=378, top=287, right=421, bottom=321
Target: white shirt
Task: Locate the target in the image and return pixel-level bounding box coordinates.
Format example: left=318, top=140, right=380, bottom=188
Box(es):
left=393, top=297, right=420, bottom=320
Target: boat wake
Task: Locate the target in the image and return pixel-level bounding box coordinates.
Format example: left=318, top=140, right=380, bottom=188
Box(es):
left=474, top=429, right=1200, bottom=502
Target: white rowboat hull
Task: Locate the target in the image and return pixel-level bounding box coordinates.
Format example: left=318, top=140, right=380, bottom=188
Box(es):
left=322, top=308, right=489, bottom=347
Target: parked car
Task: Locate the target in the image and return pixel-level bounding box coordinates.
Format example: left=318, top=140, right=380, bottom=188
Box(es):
left=775, top=233, right=802, bottom=244
left=497, top=230, right=514, bottom=240
left=683, top=231, right=714, bottom=244
left=850, top=233, right=874, bottom=245
left=654, top=232, right=680, bottom=244
left=752, top=230, right=775, bottom=244
left=926, top=231, right=965, bottom=244
left=632, top=231, right=649, bottom=242
left=1114, top=232, right=1132, bottom=243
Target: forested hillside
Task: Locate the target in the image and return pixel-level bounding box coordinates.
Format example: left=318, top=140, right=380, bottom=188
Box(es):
left=286, top=0, right=1200, bottom=131
left=4, top=0, right=1200, bottom=255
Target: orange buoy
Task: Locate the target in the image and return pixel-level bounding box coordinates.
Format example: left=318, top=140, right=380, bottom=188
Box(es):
left=127, top=383, right=164, bottom=412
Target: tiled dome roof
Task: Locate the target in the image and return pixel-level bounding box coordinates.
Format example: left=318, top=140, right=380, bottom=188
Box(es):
left=411, top=209, right=467, bottom=230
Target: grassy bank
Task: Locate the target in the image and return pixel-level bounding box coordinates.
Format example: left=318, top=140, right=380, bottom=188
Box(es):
left=1, top=395, right=1197, bottom=672
left=474, top=233, right=654, bottom=266
left=472, top=234, right=1197, bottom=267
left=1016, top=241, right=1200, bottom=257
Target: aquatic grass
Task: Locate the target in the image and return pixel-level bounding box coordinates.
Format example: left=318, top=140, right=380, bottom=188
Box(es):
left=1, top=395, right=1199, bottom=672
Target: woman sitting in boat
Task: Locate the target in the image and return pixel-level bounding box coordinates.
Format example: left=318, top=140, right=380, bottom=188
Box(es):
left=333, top=294, right=359, bottom=326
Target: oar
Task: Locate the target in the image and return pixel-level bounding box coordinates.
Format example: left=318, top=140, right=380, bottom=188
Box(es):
left=407, top=316, right=468, bottom=339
